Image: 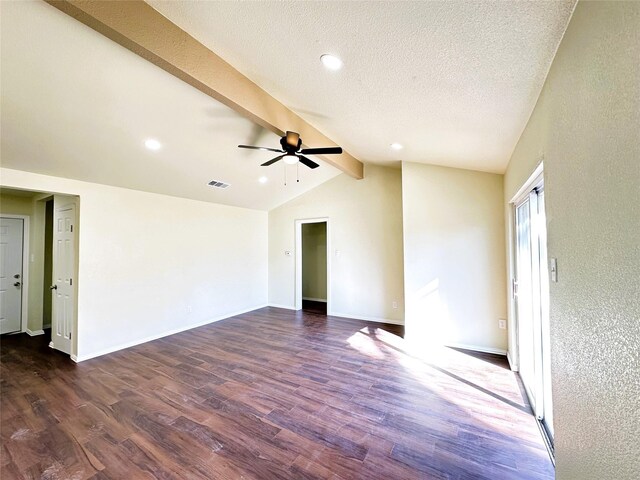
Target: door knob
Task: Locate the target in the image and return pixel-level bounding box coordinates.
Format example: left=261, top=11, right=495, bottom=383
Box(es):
left=50, top=285, right=57, bottom=290
left=13, top=274, right=20, bottom=279
left=14, top=282, right=21, bottom=287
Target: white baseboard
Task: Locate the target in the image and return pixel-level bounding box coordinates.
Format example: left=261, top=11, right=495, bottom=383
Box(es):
left=445, top=342, right=507, bottom=356
left=268, top=303, right=297, bottom=310
left=73, top=303, right=268, bottom=363
left=330, top=311, right=404, bottom=326
left=26, top=328, right=45, bottom=336
left=302, top=297, right=327, bottom=303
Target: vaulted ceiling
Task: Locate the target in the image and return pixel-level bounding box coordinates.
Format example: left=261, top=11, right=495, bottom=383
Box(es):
left=1, top=1, right=576, bottom=210
left=0, top=1, right=340, bottom=210
left=149, top=0, right=576, bottom=173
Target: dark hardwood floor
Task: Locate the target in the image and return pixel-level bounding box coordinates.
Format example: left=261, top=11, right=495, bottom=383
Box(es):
left=0, top=307, right=552, bottom=479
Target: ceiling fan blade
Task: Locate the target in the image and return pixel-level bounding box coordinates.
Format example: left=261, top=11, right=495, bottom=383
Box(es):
left=298, top=155, right=320, bottom=169
left=261, top=154, right=285, bottom=166
left=285, top=131, right=300, bottom=147
left=238, top=145, right=283, bottom=153
left=300, top=146, right=343, bottom=155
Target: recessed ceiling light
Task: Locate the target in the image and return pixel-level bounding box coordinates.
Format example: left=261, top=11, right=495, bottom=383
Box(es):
left=320, top=54, right=343, bottom=71
left=390, top=143, right=403, bottom=151
left=258, top=176, right=268, bottom=184
left=144, top=138, right=162, bottom=151
left=283, top=154, right=299, bottom=165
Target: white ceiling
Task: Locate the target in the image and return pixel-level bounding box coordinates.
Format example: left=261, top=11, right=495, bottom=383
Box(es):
left=0, top=1, right=340, bottom=211
left=149, top=0, right=576, bottom=173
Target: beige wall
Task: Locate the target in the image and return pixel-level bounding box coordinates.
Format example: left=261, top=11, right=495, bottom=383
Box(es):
left=0, top=193, right=33, bottom=216
left=504, top=2, right=640, bottom=478
left=1, top=168, right=268, bottom=361
left=302, top=222, right=327, bottom=301
left=269, top=165, right=405, bottom=324
left=402, top=162, right=507, bottom=352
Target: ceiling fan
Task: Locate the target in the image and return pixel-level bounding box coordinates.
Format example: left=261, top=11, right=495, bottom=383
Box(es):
left=238, top=131, right=342, bottom=169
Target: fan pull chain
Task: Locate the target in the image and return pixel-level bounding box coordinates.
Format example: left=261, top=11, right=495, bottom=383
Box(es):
left=297, top=162, right=300, bottom=183
left=283, top=164, right=286, bottom=186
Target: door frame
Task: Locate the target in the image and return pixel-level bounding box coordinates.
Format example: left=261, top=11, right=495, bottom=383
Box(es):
left=508, top=162, right=544, bottom=370
left=0, top=214, right=30, bottom=334
left=513, top=184, right=545, bottom=416
left=510, top=162, right=550, bottom=422
left=295, top=218, right=330, bottom=313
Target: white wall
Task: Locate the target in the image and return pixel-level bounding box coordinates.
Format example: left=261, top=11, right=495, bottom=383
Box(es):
left=504, top=2, right=640, bottom=478
left=0, top=168, right=268, bottom=361
left=269, top=165, right=404, bottom=324
left=302, top=222, right=327, bottom=301
left=402, top=162, right=507, bottom=353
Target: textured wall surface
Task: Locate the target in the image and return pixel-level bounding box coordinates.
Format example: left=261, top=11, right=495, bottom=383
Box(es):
left=505, top=2, right=640, bottom=478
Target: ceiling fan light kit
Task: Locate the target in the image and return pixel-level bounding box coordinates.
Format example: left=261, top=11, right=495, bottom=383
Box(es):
left=238, top=130, right=343, bottom=173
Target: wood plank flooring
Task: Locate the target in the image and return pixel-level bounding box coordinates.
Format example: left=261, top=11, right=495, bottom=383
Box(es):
left=1, top=307, right=553, bottom=479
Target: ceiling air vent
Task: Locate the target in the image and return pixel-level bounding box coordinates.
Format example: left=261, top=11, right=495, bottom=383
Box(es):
left=208, top=180, right=230, bottom=189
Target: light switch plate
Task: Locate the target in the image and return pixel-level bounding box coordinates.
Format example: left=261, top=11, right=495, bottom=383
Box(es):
left=550, top=258, right=557, bottom=282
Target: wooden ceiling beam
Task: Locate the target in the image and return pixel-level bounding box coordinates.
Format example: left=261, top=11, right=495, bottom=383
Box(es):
left=45, top=0, right=364, bottom=179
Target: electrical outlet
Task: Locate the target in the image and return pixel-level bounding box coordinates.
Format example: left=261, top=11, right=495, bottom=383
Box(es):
left=498, top=319, right=506, bottom=330
left=392, top=301, right=398, bottom=309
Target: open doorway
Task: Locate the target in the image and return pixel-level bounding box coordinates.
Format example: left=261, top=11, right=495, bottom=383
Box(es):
left=43, top=199, right=54, bottom=330
left=512, top=167, right=554, bottom=449
left=295, top=218, right=329, bottom=314
left=0, top=188, right=79, bottom=359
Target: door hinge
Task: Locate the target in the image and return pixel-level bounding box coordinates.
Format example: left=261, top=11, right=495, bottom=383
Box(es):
left=512, top=278, right=518, bottom=298
left=70, top=225, right=73, bottom=232
left=70, top=278, right=73, bottom=286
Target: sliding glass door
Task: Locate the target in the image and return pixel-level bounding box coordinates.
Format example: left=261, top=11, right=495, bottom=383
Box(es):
left=514, top=183, right=554, bottom=440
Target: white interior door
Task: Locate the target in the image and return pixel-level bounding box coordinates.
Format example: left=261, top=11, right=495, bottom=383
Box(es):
left=0, top=217, right=24, bottom=334
left=51, top=198, right=75, bottom=354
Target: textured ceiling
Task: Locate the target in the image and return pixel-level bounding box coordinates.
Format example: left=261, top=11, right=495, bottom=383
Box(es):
left=149, top=0, right=576, bottom=173
left=0, top=1, right=340, bottom=211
